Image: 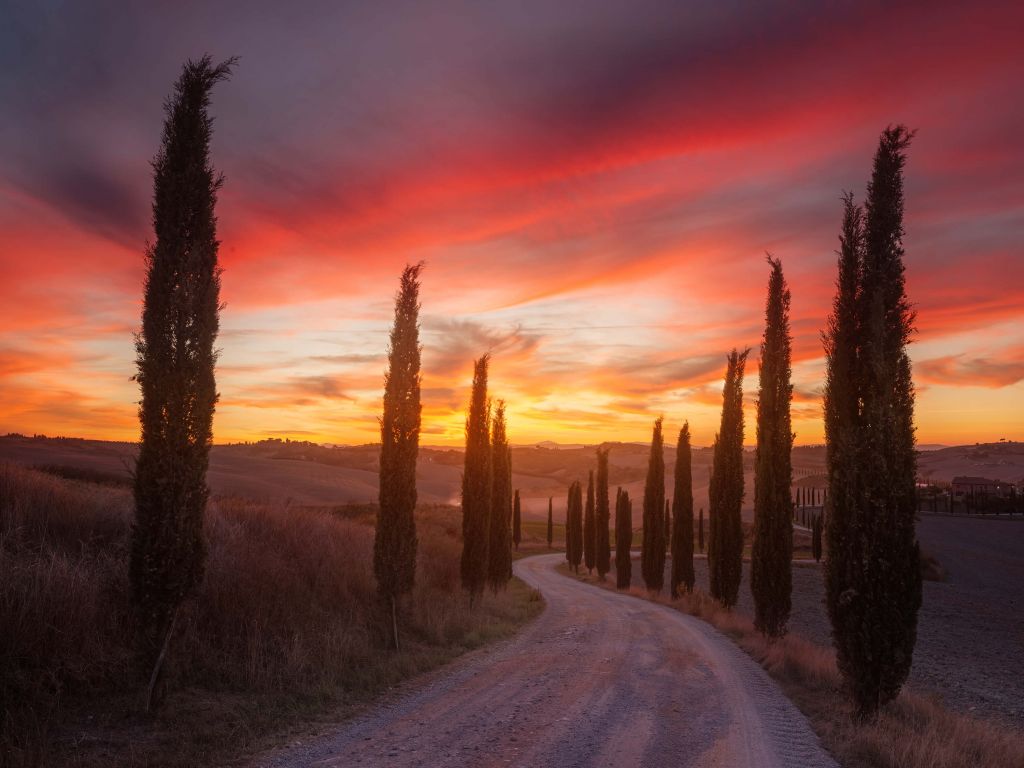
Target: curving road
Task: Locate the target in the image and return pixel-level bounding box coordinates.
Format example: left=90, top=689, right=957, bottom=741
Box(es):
left=257, top=553, right=836, bottom=767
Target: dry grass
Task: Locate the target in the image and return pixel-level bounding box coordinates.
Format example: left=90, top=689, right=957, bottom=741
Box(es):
left=562, top=566, right=1024, bottom=768
left=0, top=463, right=542, bottom=767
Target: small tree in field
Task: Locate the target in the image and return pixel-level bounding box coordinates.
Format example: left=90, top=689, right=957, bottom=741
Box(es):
left=460, top=356, right=491, bottom=602
left=567, top=481, right=584, bottom=573
left=708, top=349, right=748, bottom=608
left=512, top=489, right=521, bottom=551
left=641, top=418, right=666, bottom=593
left=375, top=263, right=423, bottom=652
left=615, top=488, right=633, bottom=589
left=670, top=422, right=695, bottom=597
left=547, top=497, right=553, bottom=549
left=487, top=401, right=513, bottom=592
left=131, top=56, right=234, bottom=709
left=595, top=447, right=611, bottom=580
left=583, top=470, right=596, bottom=574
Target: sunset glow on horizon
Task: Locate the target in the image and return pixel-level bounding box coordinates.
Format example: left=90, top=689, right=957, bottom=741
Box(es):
left=2, top=2, right=1023, bottom=448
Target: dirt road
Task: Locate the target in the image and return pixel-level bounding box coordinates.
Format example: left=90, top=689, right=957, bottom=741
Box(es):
left=256, top=553, right=836, bottom=767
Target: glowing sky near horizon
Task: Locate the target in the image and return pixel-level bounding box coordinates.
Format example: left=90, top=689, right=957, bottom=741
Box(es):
left=1, top=1, right=1023, bottom=447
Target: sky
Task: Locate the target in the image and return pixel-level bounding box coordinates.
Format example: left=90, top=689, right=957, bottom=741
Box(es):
left=1, top=0, right=1022, bottom=447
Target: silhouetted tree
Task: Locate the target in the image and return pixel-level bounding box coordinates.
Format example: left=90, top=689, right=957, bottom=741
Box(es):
left=708, top=349, right=748, bottom=608
left=375, top=263, right=423, bottom=651
left=460, top=355, right=491, bottom=602
left=547, top=497, right=553, bottom=549
left=664, top=499, right=670, bottom=551
left=583, top=470, right=596, bottom=574
left=671, top=423, right=695, bottom=597
left=487, top=401, right=513, bottom=592
left=641, top=418, right=666, bottom=593
left=596, top=447, right=611, bottom=580
left=812, top=513, right=823, bottom=562
left=567, top=481, right=584, bottom=573
left=751, top=256, right=794, bottom=639
left=512, top=489, right=521, bottom=551
left=615, top=488, right=633, bottom=589
left=825, top=126, right=921, bottom=718
left=130, top=56, right=235, bottom=709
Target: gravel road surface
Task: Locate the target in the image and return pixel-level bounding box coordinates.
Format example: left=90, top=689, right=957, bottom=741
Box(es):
left=255, top=553, right=836, bottom=768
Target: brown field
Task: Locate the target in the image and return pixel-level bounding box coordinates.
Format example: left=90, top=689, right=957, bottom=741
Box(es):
left=0, top=464, right=542, bottom=768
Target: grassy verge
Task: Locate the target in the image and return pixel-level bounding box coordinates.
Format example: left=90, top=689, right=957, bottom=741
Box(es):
left=1, top=464, right=543, bottom=767
left=558, top=564, right=1024, bottom=768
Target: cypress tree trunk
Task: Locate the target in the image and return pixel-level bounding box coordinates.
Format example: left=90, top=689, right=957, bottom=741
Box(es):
left=708, top=350, right=748, bottom=607
left=130, top=56, right=234, bottom=707
left=375, top=263, right=423, bottom=651
left=641, top=418, right=666, bottom=593
left=460, top=356, right=492, bottom=602
left=670, top=423, right=695, bottom=597
left=487, top=402, right=513, bottom=592
left=547, top=497, right=553, bottom=549
left=596, top=448, right=611, bottom=580
left=825, top=126, right=921, bottom=718
left=583, top=470, right=596, bottom=574
left=615, top=488, right=632, bottom=589
left=751, top=257, right=794, bottom=639
left=568, top=481, right=584, bottom=573
left=512, top=489, right=521, bottom=551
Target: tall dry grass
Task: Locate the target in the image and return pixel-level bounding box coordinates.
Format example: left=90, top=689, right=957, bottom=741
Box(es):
left=0, top=463, right=540, bottom=767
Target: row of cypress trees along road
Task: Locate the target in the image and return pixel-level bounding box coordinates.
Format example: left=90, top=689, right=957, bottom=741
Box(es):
left=614, top=488, right=633, bottom=588
left=670, top=423, right=695, bottom=597
left=640, top=418, right=667, bottom=592
left=824, top=126, right=921, bottom=719
left=583, top=470, right=596, bottom=574
left=487, top=402, right=513, bottom=593
left=707, top=349, right=748, bottom=608
left=565, top=480, right=584, bottom=572
left=595, top=448, right=612, bottom=580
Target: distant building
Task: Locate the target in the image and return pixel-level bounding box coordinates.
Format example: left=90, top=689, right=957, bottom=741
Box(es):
left=951, top=476, right=1016, bottom=499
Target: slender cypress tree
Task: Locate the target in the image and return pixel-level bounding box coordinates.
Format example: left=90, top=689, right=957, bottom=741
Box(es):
left=567, top=481, right=584, bottom=573
left=583, top=470, right=596, bottom=573
left=670, top=423, right=695, bottom=597
left=641, top=418, right=666, bottom=593
left=512, top=489, right=521, bottom=551
left=460, top=356, right=491, bottom=602
left=565, top=485, right=573, bottom=565
left=615, top=488, right=633, bottom=589
left=825, top=126, right=921, bottom=718
left=664, top=499, right=670, bottom=551
left=698, top=508, right=704, bottom=552
left=751, top=256, right=794, bottom=639
left=130, top=56, right=234, bottom=707
left=375, top=263, right=423, bottom=651
left=595, top=447, right=611, bottom=580
left=547, top=497, right=553, bottom=549
left=708, top=349, right=748, bottom=608
left=487, top=401, right=513, bottom=592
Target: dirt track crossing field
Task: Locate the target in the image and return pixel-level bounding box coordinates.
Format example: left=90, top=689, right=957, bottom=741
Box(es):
left=255, top=553, right=836, bottom=768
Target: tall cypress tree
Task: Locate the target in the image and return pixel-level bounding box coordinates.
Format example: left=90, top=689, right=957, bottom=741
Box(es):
left=595, top=447, right=611, bottom=580
left=583, top=470, right=596, bottom=574
left=664, top=499, right=670, bottom=551
left=564, top=485, right=573, bottom=565
left=751, top=257, right=794, bottom=639
left=641, top=418, right=666, bottom=593
left=130, top=56, right=234, bottom=706
left=487, top=401, right=513, bottom=592
left=375, top=263, right=423, bottom=651
left=512, top=489, right=521, bottom=551
left=567, top=481, right=584, bottom=573
left=460, top=355, right=491, bottom=602
left=708, top=349, right=748, bottom=608
left=547, top=497, right=553, bottom=549
left=670, top=423, right=695, bottom=597
left=615, top=488, right=633, bottom=589
left=825, top=126, right=921, bottom=718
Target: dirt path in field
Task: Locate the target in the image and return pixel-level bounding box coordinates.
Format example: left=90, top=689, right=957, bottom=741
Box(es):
left=255, top=553, right=836, bottom=768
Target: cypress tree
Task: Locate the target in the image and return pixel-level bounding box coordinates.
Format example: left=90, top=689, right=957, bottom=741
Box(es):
left=670, top=422, right=695, bottom=597
left=547, top=497, right=553, bottom=549
left=708, top=349, right=748, bottom=608
left=615, top=488, right=633, bottom=589
left=565, top=485, right=573, bottom=565
left=512, top=489, right=521, bottom=551
left=487, top=401, right=513, bottom=592
left=825, top=126, right=921, bottom=718
left=664, top=499, right=670, bottom=551
left=641, top=418, right=666, bottom=593
left=375, top=263, right=423, bottom=651
left=595, top=447, right=611, bottom=580
left=698, top=508, right=704, bottom=552
left=583, top=470, right=596, bottom=574
left=460, top=355, right=491, bottom=602
left=751, top=256, right=794, bottom=639
left=130, top=56, right=234, bottom=707
left=567, top=481, right=584, bottom=573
